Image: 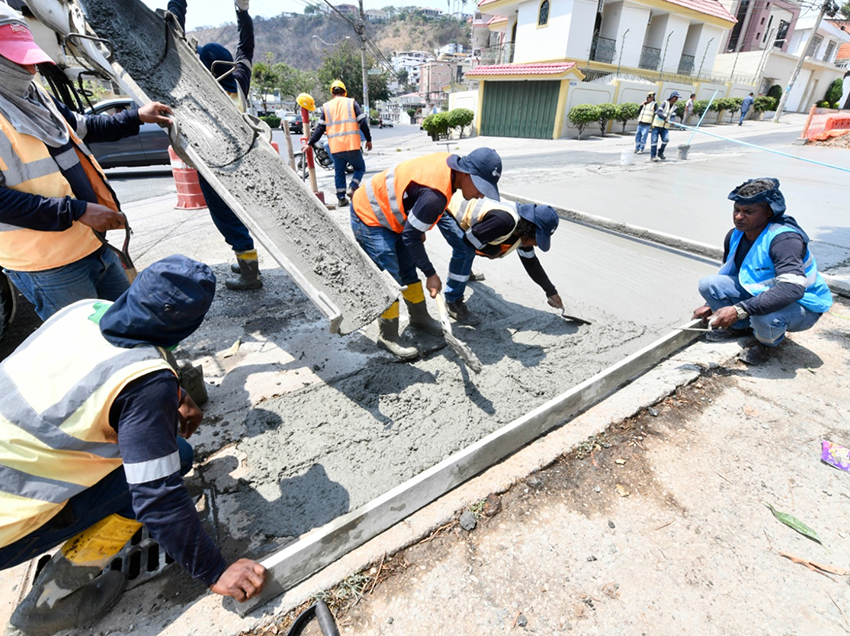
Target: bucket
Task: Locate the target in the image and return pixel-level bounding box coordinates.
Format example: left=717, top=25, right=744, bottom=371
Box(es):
left=677, top=145, right=690, bottom=160
left=619, top=149, right=634, bottom=166
left=168, top=146, right=207, bottom=210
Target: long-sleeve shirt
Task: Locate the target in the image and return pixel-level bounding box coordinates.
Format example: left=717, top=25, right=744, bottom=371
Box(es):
left=464, top=209, right=557, bottom=297
left=741, top=96, right=754, bottom=113
left=396, top=183, right=450, bottom=278
left=722, top=228, right=807, bottom=316
left=308, top=99, right=372, bottom=146
left=110, top=370, right=227, bottom=587
left=0, top=96, right=138, bottom=231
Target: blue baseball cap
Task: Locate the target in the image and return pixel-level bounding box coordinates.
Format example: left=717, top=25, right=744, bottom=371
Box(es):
left=197, top=43, right=238, bottom=94
left=669, top=91, right=681, bottom=99
left=446, top=148, right=502, bottom=201
left=517, top=203, right=559, bottom=252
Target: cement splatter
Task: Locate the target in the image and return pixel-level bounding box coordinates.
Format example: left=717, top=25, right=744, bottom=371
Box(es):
left=80, top=0, right=396, bottom=334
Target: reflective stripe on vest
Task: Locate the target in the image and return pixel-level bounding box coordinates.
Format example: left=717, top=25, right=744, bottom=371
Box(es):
left=446, top=191, right=521, bottom=258
left=0, top=300, right=176, bottom=548
left=638, top=102, right=655, bottom=124
left=353, top=153, right=454, bottom=233
left=324, top=97, right=361, bottom=153
left=0, top=87, right=118, bottom=271
left=652, top=100, right=675, bottom=129
left=718, top=224, right=833, bottom=314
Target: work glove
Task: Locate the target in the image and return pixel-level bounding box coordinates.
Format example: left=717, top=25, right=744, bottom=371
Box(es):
left=235, top=0, right=249, bottom=11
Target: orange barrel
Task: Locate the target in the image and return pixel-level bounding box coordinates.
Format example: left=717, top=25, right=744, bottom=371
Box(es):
left=168, top=146, right=207, bottom=210
left=271, top=141, right=280, bottom=153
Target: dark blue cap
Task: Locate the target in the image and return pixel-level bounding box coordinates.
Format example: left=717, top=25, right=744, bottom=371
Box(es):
left=669, top=91, right=681, bottom=99
left=446, top=147, right=502, bottom=201
left=197, top=43, right=238, bottom=94
left=517, top=203, right=559, bottom=252
left=728, top=177, right=786, bottom=216
left=100, top=255, right=216, bottom=349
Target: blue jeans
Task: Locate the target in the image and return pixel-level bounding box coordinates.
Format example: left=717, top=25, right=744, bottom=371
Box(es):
left=436, top=215, right=476, bottom=303
left=739, top=108, right=750, bottom=125
left=198, top=174, right=254, bottom=253
left=0, top=439, right=193, bottom=571
left=635, top=123, right=651, bottom=151
left=350, top=206, right=418, bottom=286
left=698, top=274, right=822, bottom=346
left=650, top=127, right=669, bottom=158
left=331, top=150, right=366, bottom=199
left=5, top=245, right=129, bottom=321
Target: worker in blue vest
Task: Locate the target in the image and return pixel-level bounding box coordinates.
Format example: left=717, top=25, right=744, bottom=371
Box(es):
left=692, top=178, right=832, bottom=365
left=0, top=256, right=266, bottom=634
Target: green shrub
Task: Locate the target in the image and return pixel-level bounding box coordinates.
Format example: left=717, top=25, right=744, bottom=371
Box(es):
left=767, top=84, right=782, bottom=101
left=568, top=104, right=601, bottom=140
left=675, top=101, right=686, bottom=119
left=446, top=108, right=475, bottom=137
left=824, top=78, right=843, bottom=106
left=260, top=115, right=281, bottom=129
left=596, top=103, right=618, bottom=136
left=817, top=100, right=831, bottom=108
left=615, top=103, right=640, bottom=133
left=693, top=100, right=710, bottom=116
left=421, top=112, right=450, bottom=140
left=753, top=96, right=777, bottom=112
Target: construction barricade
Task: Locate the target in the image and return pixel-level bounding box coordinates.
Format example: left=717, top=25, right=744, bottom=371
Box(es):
left=168, top=146, right=207, bottom=210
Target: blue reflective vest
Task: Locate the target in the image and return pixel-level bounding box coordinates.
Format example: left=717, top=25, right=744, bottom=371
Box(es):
left=719, top=223, right=832, bottom=314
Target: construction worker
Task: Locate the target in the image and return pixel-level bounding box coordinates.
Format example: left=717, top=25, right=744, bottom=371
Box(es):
left=634, top=91, right=655, bottom=154
left=0, top=15, right=173, bottom=321
left=649, top=91, right=679, bottom=162
left=351, top=148, right=502, bottom=359
left=437, top=193, right=563, bottom=325
left=692, top=178, right=833, bottom=365
left=168, top=0, right=264, bottom=291
left=0, top=256, right=267, bottom=635
left=308, top=79, right=372, bottom=207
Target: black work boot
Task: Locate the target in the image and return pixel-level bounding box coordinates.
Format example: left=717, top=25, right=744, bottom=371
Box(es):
left=469, top=270, right=486, bottom=282
left=225, top=250, right=262, bottom=290
left=739, top=341, right=772, bottom=365
left=377, top=317, right=419, bottom=360
left=446, top=299, right=481, bottom=326
left=405, top=299, right=442, bottom=335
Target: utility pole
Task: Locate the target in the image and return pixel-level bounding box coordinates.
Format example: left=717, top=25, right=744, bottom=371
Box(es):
left=358, top=0, right=370, bottom=113
left=774, top=0, right=835, bottom=123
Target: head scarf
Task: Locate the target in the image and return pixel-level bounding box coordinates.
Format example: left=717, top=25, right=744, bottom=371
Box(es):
left=728, top=177, right=808, bottom=242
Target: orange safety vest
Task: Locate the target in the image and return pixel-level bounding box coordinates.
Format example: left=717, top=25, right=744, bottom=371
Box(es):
left=323, top=96, right=361, bottom=154
left=353, top=153, right=454, bottom=233
left=0, top=87, right=119, bottom=272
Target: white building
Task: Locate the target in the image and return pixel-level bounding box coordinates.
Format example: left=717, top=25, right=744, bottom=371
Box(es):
left=391, top=50, right=436, bottom=87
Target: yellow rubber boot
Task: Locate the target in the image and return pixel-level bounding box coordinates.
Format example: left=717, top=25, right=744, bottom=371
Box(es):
left=403, top=281, right=442, bottom=336
left=377, top=301, right=418, bottom=360
left=225, top=249, right=262, bottom=290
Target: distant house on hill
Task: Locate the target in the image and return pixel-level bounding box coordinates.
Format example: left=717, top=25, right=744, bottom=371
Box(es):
left=365, top=9, right=388, bottom=21
left=418, top=7, right=444, bottom=18
left=336, top=4, right=358, bottom=17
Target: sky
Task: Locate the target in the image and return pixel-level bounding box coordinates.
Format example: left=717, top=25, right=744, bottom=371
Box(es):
left=140, top=0, right=445, bottom=32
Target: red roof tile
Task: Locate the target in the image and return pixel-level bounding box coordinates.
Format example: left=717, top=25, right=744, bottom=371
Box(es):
left=662, top=0, right=735, bottom=22
left=837, top=42, right=850, bottom=60
left=466, top=62, right=577, bottom=77
left=487, top=15, right=507, bottom=24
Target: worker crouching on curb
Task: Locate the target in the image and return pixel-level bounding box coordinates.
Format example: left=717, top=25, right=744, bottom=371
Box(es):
left=350, top=148, right=502, bottom=360
left=0, top=256, right=266, bottom=635
left=438, top=192, right=563, bottom=325
left=692, top=178, right=832, bottom=365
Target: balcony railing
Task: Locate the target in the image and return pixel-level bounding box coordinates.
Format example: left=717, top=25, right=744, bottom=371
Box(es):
left=639, top=46, right=661, bottom=71
left=677, top=54, right=695, bottom=75
left=477, top=42, right=515, bottom=66
left=590, top=36, right=616, bottom=64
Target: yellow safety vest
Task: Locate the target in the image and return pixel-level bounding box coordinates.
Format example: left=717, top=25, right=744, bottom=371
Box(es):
left=0, top=87, right=118, bottom=271
left=637, top=102, right=655, bottom=125
left=446, top=191, right=521, bottom=258
left=652, top=100, right=676, bottom=129
left=322, top=96, right=361, bottom=154
left=0, top=299, right=175, bottom=548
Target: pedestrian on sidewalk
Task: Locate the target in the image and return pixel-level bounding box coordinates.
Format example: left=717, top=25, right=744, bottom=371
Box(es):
left=692, top=178, right=832, bottom=365
left=650, top=91, right=679, bottom=161
left=350, top=148, right=502, bottom=359
left=739, top=92, right=754, bottom=125
left=0, top=15, right=173, bottom=320
left=634, top=91, right=655, bottom=154
left=684, top=93, right=695, bottom=126
left=438, top=192, right=563, bottom=324
left=0, top=256, right=267, bottom=635
left=168, top=0, right=264, bottom=291
left=309, top=79, right=372, bottom=207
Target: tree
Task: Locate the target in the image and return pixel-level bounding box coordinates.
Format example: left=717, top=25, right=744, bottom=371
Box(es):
left=446, top=108, right=474, bottom=137
left=825, top=78, right=843, bottom=106
left=841, top=2, right=850, bottom=18
left=596, top=103, right=617, bottom=137
left=316, top=41, right=389, bottom=106
left=568, top=104, right=600, bottom=140
left=273, top=62, right=317, bottom=100
left=251, top=53, right=279, bottom=112
left=615, top=103, right=639, bottom=134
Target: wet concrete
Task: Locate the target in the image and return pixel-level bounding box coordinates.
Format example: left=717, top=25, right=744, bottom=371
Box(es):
left=80, top=0, right=396, bottom=334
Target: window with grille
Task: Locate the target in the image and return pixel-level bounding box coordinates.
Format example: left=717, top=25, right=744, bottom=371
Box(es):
left=538, top=0, right=549, bottom=26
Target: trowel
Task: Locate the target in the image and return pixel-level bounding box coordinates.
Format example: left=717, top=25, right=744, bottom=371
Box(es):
left=558, top=308, right=591, bottom=325
left=435, top=294, right=482, bottom=374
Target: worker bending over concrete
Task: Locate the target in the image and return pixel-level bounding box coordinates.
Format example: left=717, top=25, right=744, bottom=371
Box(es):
left=693, top=178, right=832, bottom=365
left=438, top=193, right=563, bottom=325
left=0, top=16, right=173, bottom=320
left=351, top=148, right=502, bottom=359
left=308, top=79, right=372, bottom=207
left=0, top=256, right=267, bottom=635
left=168, top=0, right=264, bottom=291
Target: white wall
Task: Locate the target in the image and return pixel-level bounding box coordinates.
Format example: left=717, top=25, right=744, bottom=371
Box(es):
left=565, top=0, right=600, bottom=61
left=661, top=14, right=691, bottom=73
left=683, top=23, right=703, bottom=56
left=645, top=13, right=668, bottom=49
left=561, top=81, right=615, bottom=138
left=613, top=5, right=651, bottom=69
left=786, top=68, right=812, bottom=111
left=693, top=24, right=725, bottom=75
left=513, top=0, right=576, bottom=63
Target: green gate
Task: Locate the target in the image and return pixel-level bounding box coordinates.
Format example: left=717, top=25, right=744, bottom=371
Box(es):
left=480, top=80, right=560, bottom=139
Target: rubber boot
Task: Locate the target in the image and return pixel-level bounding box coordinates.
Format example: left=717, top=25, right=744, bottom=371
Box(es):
left=402, top=281, right=442, bottom=335
left=225, top=249, right=262, bottom=290
left=376, top=302, right=418, bottom=360
left=10, top=514, right=141, bottom=636
left=446, top=299, right=481, bottom=326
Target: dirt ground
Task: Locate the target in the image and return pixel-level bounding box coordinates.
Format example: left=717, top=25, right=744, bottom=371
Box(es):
left=244, top=302, right=850, bottom=636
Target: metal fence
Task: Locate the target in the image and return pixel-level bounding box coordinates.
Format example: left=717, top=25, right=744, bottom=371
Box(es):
left=581, top=67, right=757, bottom=87
left=590, top=36, right=616, bottom=64
left=677, top=54, right=695, bottom=75
left=639, top=46, right=661, bottom=71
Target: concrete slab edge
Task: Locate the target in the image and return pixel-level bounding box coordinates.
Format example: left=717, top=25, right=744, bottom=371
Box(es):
left=226, top=321, right=704, bottom=615
left=504, top=191, right=850, bottom=300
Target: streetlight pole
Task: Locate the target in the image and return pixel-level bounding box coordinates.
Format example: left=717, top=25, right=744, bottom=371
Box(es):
left=358, top=0, right=370, bottom=113
left=774, top=0, right=834, bottom=122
